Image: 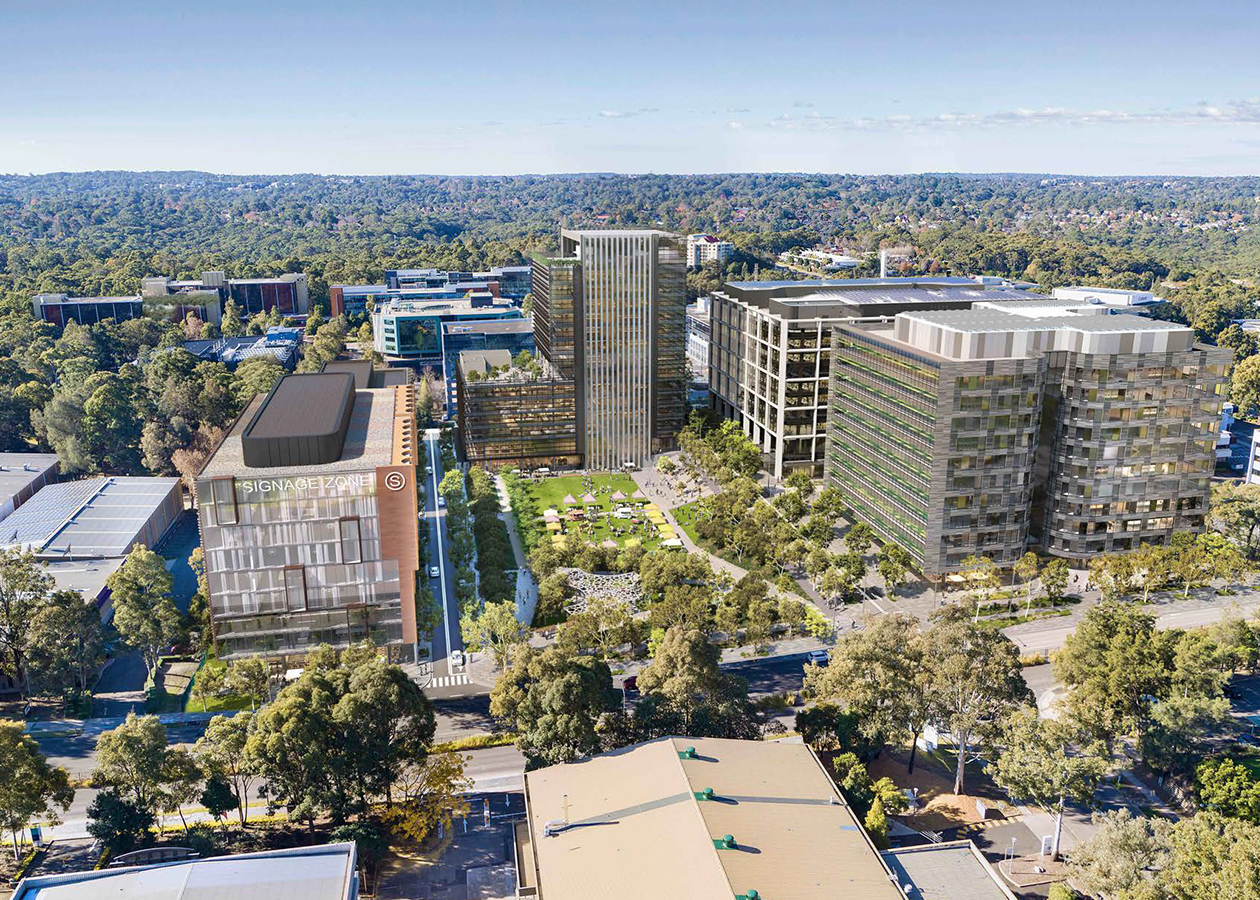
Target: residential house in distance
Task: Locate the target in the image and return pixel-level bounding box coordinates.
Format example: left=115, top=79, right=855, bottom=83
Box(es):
left=827, top=301, right=1229, bottom=574
left=686, top=233, right=734, bottom=267
left=196, top=371, right=421, bottom=662
left=708, top=278, right=1045, bottom=479
left=516, top=736, right=906, bottom=900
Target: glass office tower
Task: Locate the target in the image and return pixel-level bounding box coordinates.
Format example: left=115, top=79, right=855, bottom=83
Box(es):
left=529, top=230, right=686, bottom=470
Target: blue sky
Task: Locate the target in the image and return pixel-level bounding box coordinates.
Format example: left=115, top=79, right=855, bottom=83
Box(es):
left=2, top=0, right=1259, bottom=175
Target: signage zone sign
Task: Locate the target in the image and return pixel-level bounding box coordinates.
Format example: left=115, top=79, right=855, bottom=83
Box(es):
left=237, top=473, right=374, bottom=496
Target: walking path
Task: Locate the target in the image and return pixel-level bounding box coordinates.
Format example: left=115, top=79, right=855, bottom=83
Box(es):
left=493, top=474, right=537, bottom=626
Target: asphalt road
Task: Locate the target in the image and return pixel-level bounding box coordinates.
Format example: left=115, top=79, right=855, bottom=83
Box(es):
left=422, top=428, right=468, bottom=696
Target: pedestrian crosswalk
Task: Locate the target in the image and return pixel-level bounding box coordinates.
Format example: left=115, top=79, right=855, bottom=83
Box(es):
left=429, top=673, right=471, bottom=688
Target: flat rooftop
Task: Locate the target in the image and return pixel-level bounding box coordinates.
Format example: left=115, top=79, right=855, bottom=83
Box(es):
left=443, top=318, right=534, bottom=337
left=202, top=384, right=398, bottom=479
left=246, top=374, right=354, bottom=440
left=0, top=453, right=59, bottom=506
left=0, top=477, right=179, bottom=558
left=883, top=842, right=1015, bottom=900
left=524, top=736, right=903, bottom=900
left=12, top=843, right=357, bottom=900
left=900, top=308, right=1185, bottom=334
left=718, top=279, right=1046, bottom=320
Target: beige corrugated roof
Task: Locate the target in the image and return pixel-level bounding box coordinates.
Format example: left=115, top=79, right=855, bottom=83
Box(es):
left=524, top=737, right=906, bottom=900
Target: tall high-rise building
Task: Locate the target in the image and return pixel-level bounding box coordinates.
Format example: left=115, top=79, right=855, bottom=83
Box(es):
left=826, top=300, right=1230, bottom=575
left=531, top=229, right=686, bottom=470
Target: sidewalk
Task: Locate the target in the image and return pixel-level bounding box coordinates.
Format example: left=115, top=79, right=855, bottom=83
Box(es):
left=494, top=473, right=538, bottom=626
left=26, top=710, right=238, bottom=738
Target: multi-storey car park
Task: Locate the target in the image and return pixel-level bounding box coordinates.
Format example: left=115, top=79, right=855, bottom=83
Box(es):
left=827, top=300, right=1230, bottom=575
left=707, top=278, right=1045, bottom=479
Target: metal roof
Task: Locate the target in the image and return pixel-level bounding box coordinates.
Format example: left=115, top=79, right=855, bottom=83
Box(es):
left=0, top=454, right=59, bottom=509
left=883, top=841, right=1015, bottom=900
left=524, top=736, right=904, bottom=900
left=12, top=843, right=357, bottom=900
left=0, top=477, right=180, bottom=558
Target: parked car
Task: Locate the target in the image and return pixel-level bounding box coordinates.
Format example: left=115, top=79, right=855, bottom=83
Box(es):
left=429, top=565, right=440, bottom=578
left=805, top=649, right=830, bottom=668
left=623, top=675, right=638, bottom=691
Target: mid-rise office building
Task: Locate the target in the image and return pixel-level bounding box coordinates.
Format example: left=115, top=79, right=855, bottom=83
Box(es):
left=709, top=278, right=1044, bottom=479
left=196, top=371, right=421, bottom=661
left=370, top=294, right=522, bottom=366
left=33, top=292, right=219, bottom=328
left=686, top=233, right=735, bottom=267
left=455, top=349, right=580, bottom=468
left=145, top=271, right=310, bottom=317
left=34, top=272, right=310, bottom=328
left=827, top=302, right=1229, bottom=574
left=441, top=318, right=534, bottom=415
left=531, top=229, right=687, bottom=470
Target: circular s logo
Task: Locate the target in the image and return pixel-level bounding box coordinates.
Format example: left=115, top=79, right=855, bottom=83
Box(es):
left=384, top=471, right=407, bottom=491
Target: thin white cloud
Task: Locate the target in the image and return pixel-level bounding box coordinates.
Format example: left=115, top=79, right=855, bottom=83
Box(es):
left=755, top=99, right=1260, bottom=132
left=598, top=108, right=659, bottom=120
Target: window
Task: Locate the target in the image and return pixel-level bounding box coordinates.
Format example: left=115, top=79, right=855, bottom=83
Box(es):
left=211, top=478, right=237, bottom=525
left=284, top=566, right=307, bottom=612
left=339, top=517, right=363, bottom=564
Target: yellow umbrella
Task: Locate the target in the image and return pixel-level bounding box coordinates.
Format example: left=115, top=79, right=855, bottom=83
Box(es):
left=551, top=534, right=567, bottom=546
left=545, top=521, right=562, bottom=531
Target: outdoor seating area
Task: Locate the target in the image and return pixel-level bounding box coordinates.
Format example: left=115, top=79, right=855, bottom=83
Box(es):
left=527, top=473, right=684, bottom=551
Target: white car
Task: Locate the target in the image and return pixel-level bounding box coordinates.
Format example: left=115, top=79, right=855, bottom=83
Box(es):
left=429, top=565, right=440, bottom=578
left=437, top=496, right=446, bottom=508
left=450, top=650, right=465, bottom=667
left=805, top=649, right=830, bottom=668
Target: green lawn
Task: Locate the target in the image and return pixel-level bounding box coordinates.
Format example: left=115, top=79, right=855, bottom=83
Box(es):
left=183, top=655, right=255, bottom=714
left=514, top=473, right=675, bottom=551
left=1237, top=753, right=1260, bottom=779
left=529, top=473, right=643, bottom=512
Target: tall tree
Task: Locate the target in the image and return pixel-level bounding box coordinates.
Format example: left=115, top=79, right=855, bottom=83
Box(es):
left=93, top=713, right=170, bottom=818
left=1054, top=602, right=1169, bottom=743
left=224, top=657, right=271, bottom=712
left=461, top=601, right=528, bottom=670
left=0, top=720, right=73, bottom=860
left=107, top=544, right=180, bottom=679
left=0, top=550, right=53, bottom=699
left=804, top=613, right=934, bottom=772
left=490, top=645, right=619, bottom=769
left=988, top=708, right=1110, bottom=858
left=195, top=712, right=258, bottom=826
left=923, top=605, right=1030, bottom=794
left=28, top=589, right=105, bottom=707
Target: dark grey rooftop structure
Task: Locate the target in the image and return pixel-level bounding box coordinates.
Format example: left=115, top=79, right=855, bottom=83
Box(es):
left=240, top=374, right=357, bottom=468
left=320, top=359, right=412, bottom=389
